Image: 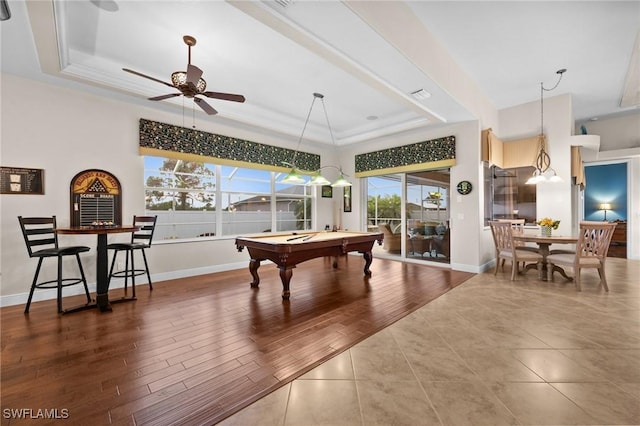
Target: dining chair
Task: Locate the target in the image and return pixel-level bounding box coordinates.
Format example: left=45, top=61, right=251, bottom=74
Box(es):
left=496, top=219, right=538, bottom=268
left=107, top=215, right=157, bottom=298
left=489, top=221, right=543, bottom=280
left=18, top=216, right=92, bottom=313
left=546, top=221, right=617, bottom=291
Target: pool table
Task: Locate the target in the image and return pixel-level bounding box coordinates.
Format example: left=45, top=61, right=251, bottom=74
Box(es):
left=236, top=231, right=384, bottom=300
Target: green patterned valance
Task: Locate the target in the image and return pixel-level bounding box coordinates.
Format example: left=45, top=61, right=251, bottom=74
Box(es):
left=138, top=118, right=320, bottom=173
left=355, top=136, right=456, bottom=177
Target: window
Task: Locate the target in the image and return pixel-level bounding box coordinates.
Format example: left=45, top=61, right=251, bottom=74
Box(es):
left=144, top=157, right=312, bottom=240
left=366, top=174, right=402, bottom=232
left=484, top=163, right=537, bottom=226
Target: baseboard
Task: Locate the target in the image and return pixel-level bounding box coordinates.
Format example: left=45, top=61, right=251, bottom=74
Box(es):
left=0, top=261, right=248, bottom=308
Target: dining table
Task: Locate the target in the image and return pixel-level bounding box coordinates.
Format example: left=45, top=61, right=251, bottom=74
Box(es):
left=513, top=233, right=578, bottom=281
left=56, top=225, right=139, bottom=313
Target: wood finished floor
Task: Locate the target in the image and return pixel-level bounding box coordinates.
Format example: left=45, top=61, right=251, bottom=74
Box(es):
left=1, top=256, right=473, bottom=425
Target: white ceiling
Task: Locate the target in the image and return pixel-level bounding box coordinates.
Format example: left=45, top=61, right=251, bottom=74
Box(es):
left=1, top=0, right=638, bottom=148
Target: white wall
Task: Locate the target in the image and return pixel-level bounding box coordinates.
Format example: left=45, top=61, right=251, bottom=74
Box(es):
left=0, top=73, right=329, bottom=305
left=577, top=112, right=640, bottom=151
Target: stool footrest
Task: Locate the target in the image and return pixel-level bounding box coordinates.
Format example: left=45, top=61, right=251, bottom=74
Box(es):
left=111, top=269, right=147, bottom=278
left=34, top=277, right=86, bottom=289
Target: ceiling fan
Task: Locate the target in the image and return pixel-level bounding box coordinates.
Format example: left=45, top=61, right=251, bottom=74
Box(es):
left=123, top=35, right=245, bottom=115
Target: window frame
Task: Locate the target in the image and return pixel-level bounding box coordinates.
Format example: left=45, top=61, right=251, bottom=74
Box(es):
left=144, top=156, right=313, bottom=241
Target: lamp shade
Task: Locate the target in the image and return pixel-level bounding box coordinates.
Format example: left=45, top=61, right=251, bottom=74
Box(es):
left=599, top=203, right=611, bottom=210
left=309, top=173, right=331, bottom=186
left=330, top=174, right=352, bottom=187
left=281, top=168, right=306, bottom=185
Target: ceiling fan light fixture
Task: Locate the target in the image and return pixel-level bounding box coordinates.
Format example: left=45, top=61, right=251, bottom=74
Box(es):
left=170, top=71, right=206, bottom=93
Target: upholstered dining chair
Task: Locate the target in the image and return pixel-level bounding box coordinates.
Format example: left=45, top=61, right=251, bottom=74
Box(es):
left=496, top=219, right=538, bottom=267
left=489, top=221, right=543, bottom=280
left=107, top=215, right=157, bottom=298
left=546, top=221, right=617, bottom=291
left=18, top=216, right=92, bottom=313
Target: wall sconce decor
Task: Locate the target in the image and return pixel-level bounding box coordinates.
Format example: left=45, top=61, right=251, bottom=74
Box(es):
left=526, top=69, right=566, bottom=185
left=281, top=93, right=352, bottom=187
left=599, top=203, right=611, bottom=221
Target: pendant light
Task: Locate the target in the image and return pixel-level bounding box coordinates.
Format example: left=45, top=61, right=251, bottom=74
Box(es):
left=526, top=69, right=566, bottom=185
left=281, top=93, right=352, bottom=187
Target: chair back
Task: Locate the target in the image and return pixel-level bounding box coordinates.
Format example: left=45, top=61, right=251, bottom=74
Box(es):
left=576, top=221, right=617, bottom=261
left=131, top=215, right=158, bottom=247
left=497, top=219, right=526, bottom=247
left=489, top=221, right=515, bottom=252
left=18, top=216, right=59, bottom=257
left=378, top=224, right=393, bottom=236
left=497, top=219, right=525, bottom=233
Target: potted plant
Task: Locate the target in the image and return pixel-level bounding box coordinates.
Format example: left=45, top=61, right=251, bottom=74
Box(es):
left=536, top=217, right=560, bottom=237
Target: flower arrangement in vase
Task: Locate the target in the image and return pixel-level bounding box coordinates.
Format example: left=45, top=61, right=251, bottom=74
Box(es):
left=536, top=217, right=560, bottom=236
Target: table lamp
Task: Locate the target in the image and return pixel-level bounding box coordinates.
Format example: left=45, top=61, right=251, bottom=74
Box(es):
left=599, top=203, right=611, bottom=221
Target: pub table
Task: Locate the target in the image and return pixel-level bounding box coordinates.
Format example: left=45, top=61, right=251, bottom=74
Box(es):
left=56, top=225, right=139, bottom=312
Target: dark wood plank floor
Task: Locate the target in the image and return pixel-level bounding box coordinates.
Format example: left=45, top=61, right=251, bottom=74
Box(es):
left=1, top=255, right=474, bottom=425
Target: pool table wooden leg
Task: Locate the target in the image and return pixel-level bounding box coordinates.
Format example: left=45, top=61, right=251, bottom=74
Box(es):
left=363, top=251, right=373, bottom=276
left=249, top=259, right=261, bottom=288
left=279, top=267, right=293, bottom=300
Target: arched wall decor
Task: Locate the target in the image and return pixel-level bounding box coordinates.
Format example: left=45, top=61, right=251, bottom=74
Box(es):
left=70, top=169, right=122, bottom=226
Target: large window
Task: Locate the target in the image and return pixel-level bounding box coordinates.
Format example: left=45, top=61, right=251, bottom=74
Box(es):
left=144, top=157, right=312, bottom=240
left=366, top=175, right=402, bottom=232
left=485, top=163, right=537, bottom=225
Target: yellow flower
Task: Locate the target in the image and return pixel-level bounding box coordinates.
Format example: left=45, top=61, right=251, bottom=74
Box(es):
left=537, top=217, right=560, bottom=229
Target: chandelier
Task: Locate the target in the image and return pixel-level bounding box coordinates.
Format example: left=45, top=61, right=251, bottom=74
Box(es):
left=281, top=93, right=352, bottom=187
left=526, top=69, right=566, bottom=185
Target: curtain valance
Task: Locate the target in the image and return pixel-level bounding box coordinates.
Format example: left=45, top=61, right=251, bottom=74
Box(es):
left=354, top=136, right=456, bottom=177
left=138, top=118, right=321, bottom=173
left=571, top=146, right=585, bottom=189
left=481, top=128, right=544, bottom=169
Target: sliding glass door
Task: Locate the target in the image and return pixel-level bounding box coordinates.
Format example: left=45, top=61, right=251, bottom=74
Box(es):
left=406, top=171, right=450, bottom=263
left=365, top=170, right=450, bottom=264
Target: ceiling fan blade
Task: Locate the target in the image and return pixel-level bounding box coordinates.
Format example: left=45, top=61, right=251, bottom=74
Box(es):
left=123, top=68, right=174, bottom=88
left=148, top=93, right=182, bottom=101
left=186, top=64, right=203, bottom=85
left=194, top=97, right=218, bottom=115
left=202, top=91, right=246, bottom=103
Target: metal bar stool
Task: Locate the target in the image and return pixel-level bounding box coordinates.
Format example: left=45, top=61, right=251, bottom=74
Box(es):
left=18, top=216, right=92, bottom=314
left=107, top=215, right=157, bottom=298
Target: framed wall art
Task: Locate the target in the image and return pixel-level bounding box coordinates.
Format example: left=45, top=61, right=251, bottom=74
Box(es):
left=343, top=186, right=352, bottom=212
left=0, top=166, right=44, bottom=195
left=321, top=185, right=333, bottom=198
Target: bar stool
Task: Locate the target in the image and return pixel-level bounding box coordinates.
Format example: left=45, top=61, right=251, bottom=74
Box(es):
left=107, top=215, right=157, bottom=298
left=18, top=216, right=92, bottom=314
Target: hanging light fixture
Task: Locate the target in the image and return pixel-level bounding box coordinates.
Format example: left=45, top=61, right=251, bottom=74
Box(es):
left=280, top=93, right=318, bottom=185
left=281, top=93, right=352, bottom=187
left=526, top=68, right=566, bottom=185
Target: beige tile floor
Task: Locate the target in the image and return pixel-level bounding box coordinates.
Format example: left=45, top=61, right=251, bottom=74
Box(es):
left=220, top=258, right=640, bottom=425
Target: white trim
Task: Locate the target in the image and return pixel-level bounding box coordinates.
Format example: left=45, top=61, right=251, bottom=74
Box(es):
left=0, top=261, right=248, bottom=308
